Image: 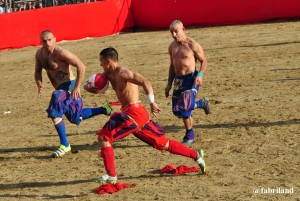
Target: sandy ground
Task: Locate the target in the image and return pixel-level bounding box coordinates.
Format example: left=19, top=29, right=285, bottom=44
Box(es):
left=0, top=20, right=299, bottom=201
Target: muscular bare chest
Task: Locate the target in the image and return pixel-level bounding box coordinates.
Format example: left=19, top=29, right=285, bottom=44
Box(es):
left=42, top=54, right=64, bottom=70
left=172, top=45, right=196, bottom=73
left=108, top=75, right=124, bottom=92
left=40, top=51, right=71, bottom=85
left=172, top=44, right=193, bottom=60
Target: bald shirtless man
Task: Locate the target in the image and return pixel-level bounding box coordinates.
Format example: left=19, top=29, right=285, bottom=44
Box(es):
left=85, top=47, right=206, bottom=184
left=34, top=30, right=111, bottom=158
left=165, top=20, right=211, bottom=145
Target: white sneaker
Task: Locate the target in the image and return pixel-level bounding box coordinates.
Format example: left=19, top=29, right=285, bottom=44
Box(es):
left=93, top=174, right=118, bottom=184
left=51, top=144, right=71, bottom=158
left=196, top=148, right=206, bottom=174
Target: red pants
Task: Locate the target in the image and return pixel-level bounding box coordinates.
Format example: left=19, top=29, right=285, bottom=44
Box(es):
left=97, top=102, right=168, bottom=150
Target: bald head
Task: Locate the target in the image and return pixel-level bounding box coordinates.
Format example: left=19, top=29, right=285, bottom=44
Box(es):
left=40, top=30, right=56, bottom=51
left=40, top=30, right=54, bottom=39
left=169, top=20, right=184, bottom=30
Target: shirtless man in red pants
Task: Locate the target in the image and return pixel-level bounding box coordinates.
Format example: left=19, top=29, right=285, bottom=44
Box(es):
left=85, top=47, right=206, bottom=184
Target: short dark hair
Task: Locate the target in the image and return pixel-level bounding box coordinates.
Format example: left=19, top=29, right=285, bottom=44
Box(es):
left=100, top=47, right=118, bottom=61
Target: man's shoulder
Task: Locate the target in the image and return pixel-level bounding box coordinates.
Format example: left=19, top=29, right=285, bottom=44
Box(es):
left=187, top=37, right=198, bottom=45
left=169, top=41, right=178, bottom=52
left=119, top=66, right=131, bottom=74
left=54, top=46, right=65, bottom=54
left=186, top=38, right=201, bottom=51
left=36, top=47, right=42, bottom=54
left=35, top=48, right=44, bottom=59
left=54, top=46, right=75, bottom=59
left=169, top=41, right=177, bottom=47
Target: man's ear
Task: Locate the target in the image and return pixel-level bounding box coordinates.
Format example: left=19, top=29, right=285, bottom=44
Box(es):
left=107, top=58, right=113, bottom=64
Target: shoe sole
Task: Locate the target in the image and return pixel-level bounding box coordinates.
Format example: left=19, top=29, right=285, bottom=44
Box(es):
left=203, top=98, right=211, bottom=115
left=182, top=139, right=195, bottom=145
left=93, top=179, right=117, bottom=184
left=199, top=149, right=206, bottom=173
left=51, top=147, right=71, bottom=158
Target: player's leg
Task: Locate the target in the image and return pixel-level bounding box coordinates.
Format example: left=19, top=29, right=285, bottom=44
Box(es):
left=165, top=140, right=206, bottom=173
left=135, top=120, right=206, bottom=173
left=46, top=90, right=72, bottom=158
left=93, top=112, right=139, bottom=183
left=194, top=97, right=211, bottom=115
left=51, top=117, right=71, bottom=158
left=81, top=101, right=113, bottom=120
left=182, top=116, right=196, bottom=144
left=93, top=137, right=118, bottom=184
left=172, top=98, right=195, bottom=144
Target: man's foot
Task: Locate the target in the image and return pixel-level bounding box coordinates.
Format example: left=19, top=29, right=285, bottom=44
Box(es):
left=201, top=98, right=211, bottom=115
left=103, top=101, right=113, bottom=116
left=196, top=148, right=206, bottom=173
left=93, top=174, right=118, bottom=184
left=182, top=138, right=195, bottom=145
left=51, top=144, right=71, bottom=158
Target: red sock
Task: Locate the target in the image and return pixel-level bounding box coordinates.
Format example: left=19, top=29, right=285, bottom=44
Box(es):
left=101, top=147, right=116, bottom=177
left=168, top=140, right=197, bottom=160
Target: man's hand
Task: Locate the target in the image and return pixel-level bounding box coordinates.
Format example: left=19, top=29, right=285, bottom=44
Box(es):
left=71, top=87, right=81, bottom=100
left=150, top=102, right=161, bottom=118
left=194, top=76, right=203, bottom=87
left=83, top=81, right=100, bottom=94
left=165, top=85, right=172, bottom=98
left=38, top=86, right=43, bottom=97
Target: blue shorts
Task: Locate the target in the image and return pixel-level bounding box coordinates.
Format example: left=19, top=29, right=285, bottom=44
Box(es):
left=56, top=80, right=76, bottom=91
left=172, top=72, right=199, bottom=118
left=46, top=84, right=83, bottom=125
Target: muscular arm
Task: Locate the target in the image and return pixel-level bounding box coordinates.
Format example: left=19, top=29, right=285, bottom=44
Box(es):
left=192, top=42, right=208, bottom=74
left=121, top=68, right=154, bottom=96
left=59, top=49, right=86, bottom=99
left=165, top=44, right=176, bottom=97
left=120, top=68, right=161, bottom=116
left=34, top=51, right=43, bottom=97
left=190, top=40, right=208, bottom=87
left=168, top=44, right=176, bottom=82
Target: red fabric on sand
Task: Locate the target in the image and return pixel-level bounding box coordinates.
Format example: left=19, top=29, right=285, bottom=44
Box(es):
left=109, top=101, right=121, bottom=106
left=160, top=164, right=199, bottom=174
left=96, top=182, right=136, bottom=194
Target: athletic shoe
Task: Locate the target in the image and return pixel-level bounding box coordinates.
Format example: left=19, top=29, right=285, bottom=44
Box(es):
left=196, top=148, right=206, bottom=173
left=103, top=101, right=113, bottom=116
left=182, top=138, right=195, bottom=145
left=51, top=144, right=71, bottom=158
left=201, top=97, right=211, bottom=115
left=93, top=174, right=118, bottom=184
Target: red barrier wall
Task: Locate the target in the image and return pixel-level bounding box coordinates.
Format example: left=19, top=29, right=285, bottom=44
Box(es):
left=0, top=0, right=133, bottom=50
left=132, top=0, right=300, bottom=29
left=0, top=0, right=299, bottom=50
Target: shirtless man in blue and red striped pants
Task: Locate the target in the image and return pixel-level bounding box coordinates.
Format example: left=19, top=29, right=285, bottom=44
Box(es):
left=84, top=47, right=206, bottom=184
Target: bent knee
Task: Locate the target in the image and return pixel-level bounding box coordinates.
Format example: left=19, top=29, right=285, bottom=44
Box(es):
left=164, top=140, right=170, bottom=150
left=52, top=117, right=62, bottom=124
left=98, top=136, right=111, bottom=148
